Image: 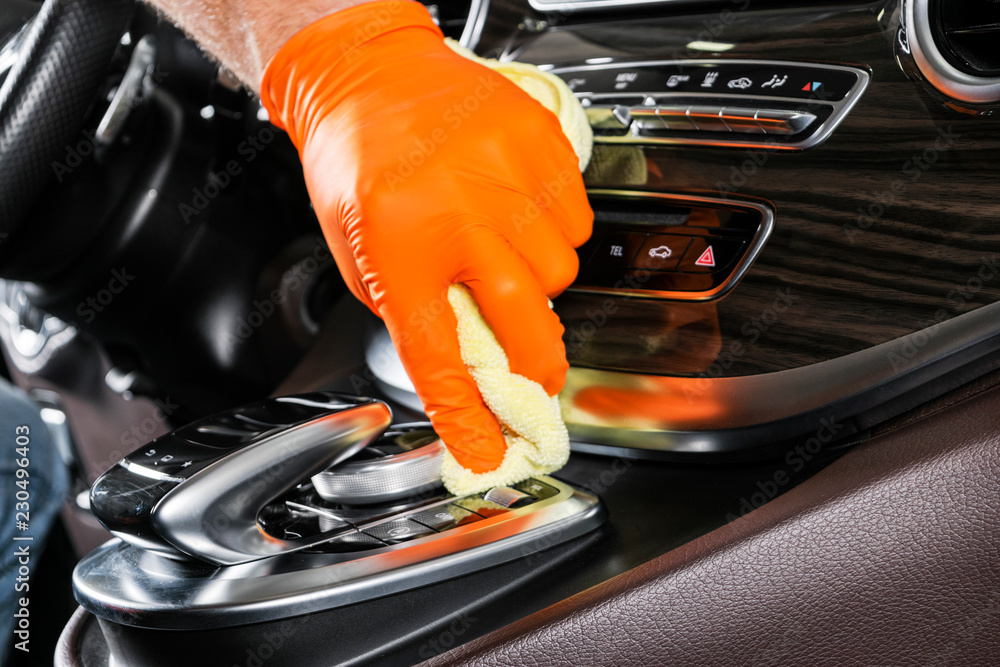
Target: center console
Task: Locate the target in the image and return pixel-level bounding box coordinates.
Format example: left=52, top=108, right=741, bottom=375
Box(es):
left=75, top=393, right=604, bottom=636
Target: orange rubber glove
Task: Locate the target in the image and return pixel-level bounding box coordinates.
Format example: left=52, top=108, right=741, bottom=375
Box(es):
left=260, top=1, right=592, bottom=474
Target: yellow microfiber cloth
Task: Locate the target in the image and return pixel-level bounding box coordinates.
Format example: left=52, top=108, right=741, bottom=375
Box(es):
left=435, top=46, right=593, bottom=496
left=441, top=286, right=572, bottom=496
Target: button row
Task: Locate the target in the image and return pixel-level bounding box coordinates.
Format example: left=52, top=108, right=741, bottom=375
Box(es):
left=557, top=62, right=860, bottom=102
left=590, top=232, right=745, bottom=274
left=596, top=103, right=817, bottom=136
left=354, top=479, right=560, bottom=546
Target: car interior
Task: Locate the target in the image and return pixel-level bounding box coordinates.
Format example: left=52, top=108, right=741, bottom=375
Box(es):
left=1, top=0, right=999, bottom=664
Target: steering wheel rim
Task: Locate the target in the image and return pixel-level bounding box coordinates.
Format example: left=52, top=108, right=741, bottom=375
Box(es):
left=0, top=0, right=133, bottom=235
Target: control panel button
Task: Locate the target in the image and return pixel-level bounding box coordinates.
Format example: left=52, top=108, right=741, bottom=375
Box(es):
left=362, top=519, right=436, bottom=545
left=122, top=436, right=228, bottom=480
left=483, top=487, right=535, bottom=508
left=310, top=530, right=388, bottom=553
left=656, top=106, right=698, bottom=131
left=451, top=497, right=511, bottom=518
left=562, top=68, right=664, bottom=94
left=585, top=232, right=647, bottom=271
left=628, top=107, right=667, bottom=133
left=513, top=478, right=561, bottom=500
left=754, top=109, right=817, bottom=135
left=632, top=235, right=691, bottom=271
left=686, top=106, right=729, bottom=132
left=409, top=505, right=483, bottom=531
left=678, top=238, right=746, bottom=273
left=284, top=501, right=351, bottom=531
left=719, top=107, right=766, bottom=134
left=555, top=63, right=859, bottom=102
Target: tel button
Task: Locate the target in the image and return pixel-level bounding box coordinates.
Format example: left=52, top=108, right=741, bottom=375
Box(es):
left=586, top=232, right=647, bottom=270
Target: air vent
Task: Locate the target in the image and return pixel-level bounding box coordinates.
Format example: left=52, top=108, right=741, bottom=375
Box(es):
left=906, top=0, right=1000, bottom=103
left=932, top=0, right=1000, bottom=76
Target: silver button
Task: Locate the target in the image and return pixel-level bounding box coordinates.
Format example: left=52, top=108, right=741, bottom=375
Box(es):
left=754, top=109, right=817, bottom=135
left=629, top=107, right=668, bottom=132
left=686, top=106, right=730, bottom=132
left=656, top=106, right=698, bottom=131
left=483, top=487, right=534, bottom=508
left=719, top=107, right=766, bottom=134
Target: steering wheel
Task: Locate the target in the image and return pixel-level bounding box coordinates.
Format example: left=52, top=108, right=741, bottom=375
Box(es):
left=0, top=0, right=133, bottom=236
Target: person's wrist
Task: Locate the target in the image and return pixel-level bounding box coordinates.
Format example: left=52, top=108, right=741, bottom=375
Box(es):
left=259, top=0, right=443, bottom=146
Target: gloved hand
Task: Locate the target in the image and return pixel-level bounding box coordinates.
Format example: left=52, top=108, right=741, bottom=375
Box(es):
left=260, top=0, right=592, bottom=474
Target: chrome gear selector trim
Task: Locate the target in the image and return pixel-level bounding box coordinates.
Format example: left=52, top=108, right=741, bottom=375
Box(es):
left=89, top=393, right=392, bottom=565
left=79, top=393, right=605, bottom=629
left=311, top=422, right=444, bottom=504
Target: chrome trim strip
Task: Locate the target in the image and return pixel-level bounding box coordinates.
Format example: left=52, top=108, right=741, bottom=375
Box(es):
left=549, top=60, right=870, bottom=150
left=95, top=35, right=156, bottom=146
left=73, top=476, right=603, bottom=629
left=569, top=190, right=775, bottom=302
left=459, top=0, right=490, bottom=50
left=0, top=21, right=30, bottom=83
left=906, top=0, right=1000, bottom=104
left=561, top=296, right=1000, bottom=452
left=312, top=431, right=444, bottom=504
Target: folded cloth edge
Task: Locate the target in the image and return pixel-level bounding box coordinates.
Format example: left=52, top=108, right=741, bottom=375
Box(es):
left=440, top=285, right=571, bottom=496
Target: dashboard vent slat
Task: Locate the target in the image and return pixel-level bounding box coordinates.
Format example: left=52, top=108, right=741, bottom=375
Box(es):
left=933, top=0, right=1000, bottom=76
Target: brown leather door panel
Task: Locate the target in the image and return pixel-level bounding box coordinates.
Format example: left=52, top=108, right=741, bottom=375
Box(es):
left=426, top=383, right=1000, bottom=666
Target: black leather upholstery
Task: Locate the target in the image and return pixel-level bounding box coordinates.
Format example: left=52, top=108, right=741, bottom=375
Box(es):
left=0, top=0, right=132, bottom=232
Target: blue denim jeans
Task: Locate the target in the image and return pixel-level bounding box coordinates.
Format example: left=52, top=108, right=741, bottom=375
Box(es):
left=0, top=379, right=69, bottom=665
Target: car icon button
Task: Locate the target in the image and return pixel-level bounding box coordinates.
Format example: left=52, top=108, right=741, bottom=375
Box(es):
left=632, top=235, right=691, bottom=271
left=362, top=519, right=436, bottom=545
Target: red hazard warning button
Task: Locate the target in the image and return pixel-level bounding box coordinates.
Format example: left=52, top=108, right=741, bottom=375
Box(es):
left=679, top=237, right=745, bottom=273
left=694, top=246, right=715, bottom=267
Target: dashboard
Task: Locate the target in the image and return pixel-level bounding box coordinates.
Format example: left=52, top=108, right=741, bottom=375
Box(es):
left=467, top=0, right=1000, bottom=457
